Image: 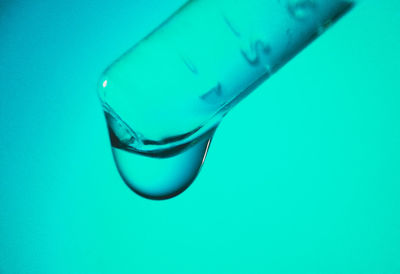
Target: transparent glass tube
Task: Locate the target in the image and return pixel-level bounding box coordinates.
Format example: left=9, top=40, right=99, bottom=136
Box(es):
left=98, top=0, right=356, bottom=200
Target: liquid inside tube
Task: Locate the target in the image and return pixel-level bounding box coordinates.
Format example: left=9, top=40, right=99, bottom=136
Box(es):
left=98, top=0, right=355, bottom=200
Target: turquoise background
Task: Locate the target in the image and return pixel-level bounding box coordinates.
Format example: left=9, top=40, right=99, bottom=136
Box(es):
left=1, top=0, right=400, bottom=273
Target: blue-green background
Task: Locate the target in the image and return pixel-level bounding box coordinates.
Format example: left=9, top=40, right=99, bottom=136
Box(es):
left=1, top=1, right=400, bottom=273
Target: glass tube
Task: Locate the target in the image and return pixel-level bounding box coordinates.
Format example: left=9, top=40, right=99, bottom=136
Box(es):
left=98, top=0, right=356, bottom=199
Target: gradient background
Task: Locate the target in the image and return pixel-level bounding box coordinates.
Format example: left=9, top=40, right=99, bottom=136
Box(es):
left=1, top=0, right=400, bottom=273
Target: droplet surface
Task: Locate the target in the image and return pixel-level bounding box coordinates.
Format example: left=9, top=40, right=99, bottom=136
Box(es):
left=112, top=135, right=212, bottom=200
left=104, top=104, right=216, bottom=200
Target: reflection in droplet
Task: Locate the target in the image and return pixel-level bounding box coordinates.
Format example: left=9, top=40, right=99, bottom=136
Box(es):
left=104, top=103, right=138, bottom=147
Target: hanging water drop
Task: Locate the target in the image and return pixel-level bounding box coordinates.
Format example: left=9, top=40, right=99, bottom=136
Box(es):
left=112, top=132, right=213, bottom=200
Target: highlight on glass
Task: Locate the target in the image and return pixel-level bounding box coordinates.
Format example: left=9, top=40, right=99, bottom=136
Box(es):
left=97, top=0, right=357, bottom=200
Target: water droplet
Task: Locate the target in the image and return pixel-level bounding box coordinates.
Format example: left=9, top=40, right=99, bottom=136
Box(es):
left=287, top=0, right=317, bottom=20
left=103, top=103, right=216, bottom=200
left=112, top=134, right=213, bottom=200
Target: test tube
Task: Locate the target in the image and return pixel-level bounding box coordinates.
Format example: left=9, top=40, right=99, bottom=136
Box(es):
left=98, top=0, right=356, bottom=199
